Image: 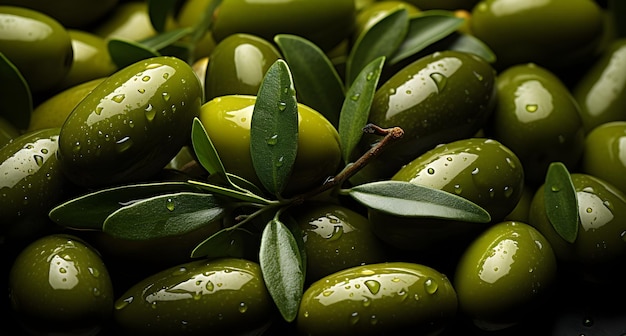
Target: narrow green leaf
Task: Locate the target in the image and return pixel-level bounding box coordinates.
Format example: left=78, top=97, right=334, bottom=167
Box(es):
left=188, top=180, right=273, bottom=205
left=0, top=52, right=32, bottom=130
left=346, top=8, right=409, bottom=86
left=147, top=0, right=179, bottom=32
left=103, top=192, right=225, bottom=240
left=274, top=34, right=345, bottom=127
left=108, top=38, right=160, bottom=69
left=190, top=0, right=222, bottom=43
left=436, top=32, right=497, bottom=63
left=48, top=182, right=202, bottom=230
left=389, top=10, right=465, bottom=65
left=250, top=60, right=299, bottom=196
left=191, top=117, right=225, bottom=176
left=259, top=218, right=305, bottom=322
left=544, top=162, right=579, bottom=243
left=190, top=228, right=253, bottom=259
left=338, top=56, right=385, bottom=164
left=140, top=27, right=194, bottom=50
left=348, top=181, right=491, bottom=223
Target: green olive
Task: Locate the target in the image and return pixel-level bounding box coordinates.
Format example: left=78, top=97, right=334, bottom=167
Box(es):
left=93, top=1, right=159, bottom=42
left=297, top=262, right=458, bottom=335
left=8, top=234, right=114, bottom=334
left=211, top=0, right=356, bottom=52
left=351, top=50, right=497, bottom=184
left=581, top=121, right=626, bottom=195
left=503, top=184, right=535, bottom=223
left=204, top=33, right=282, bottom=102
left=0, top=6, right=73, bottom=93
left=57, top=56, right=203, bottom=188
left=0, top=116, right=19, bottom=148
left=353, top=1, right=421, bottom=42
left=58, top=29, right=117, bottom=90
left=470, top=0, right=605, bottom=70
left=572, top=38, right=626, bottom=133
left=454, top=221, right=557, bottom=330
left=176, top=0, right=217, bottom=60
left=486, top=63, right=585, bottom=186
left=288, top=201, right=387, bottom=284
left=0, top=0, right=118, bottom=28
left=198, top=95, right=341, bottom=196
left=114, top=258, right=275, bottom=335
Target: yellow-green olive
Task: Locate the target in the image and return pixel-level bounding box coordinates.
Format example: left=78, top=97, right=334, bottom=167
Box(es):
left=58, top=29, right=117, bottom=90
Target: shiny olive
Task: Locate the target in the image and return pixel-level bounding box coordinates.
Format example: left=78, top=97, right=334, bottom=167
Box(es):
left=93, top=1, right=159, bottom=41
left=58, top=29, right=117, bottom=90
left=470, top=0, right=605, bottom=70
left=297, top=262, right=458, bottom=335
left=8, top=234, right=114, bottom=334
left=211, top=0, right=356, bottom=52
left=353, top=1, right=420, bottom=42
left=114, top=258, right=275, bottom=336
left=0, top=6, right=73, bottom=93
left=351, top=50, right=496, bottom=184
left=57, top=56, right=203, bottom=188
left=486, top=63, right=585, bottom=186
left=0, top=0, right=118, bottom=28
left=572, top=38, right=626, bottom=133
left=204, top=33, right=282, bottom=102
left=454, top=221, right=557, bottom=331
left=28, top=77, right=105, bottom=132
left=0, top=116, right=19, bottom=148
left=503, top=184, right=535, bottom=223
left=198, top=95, right=341, bottom=196
left=288, top=201, right=387, bottom=284
left=581, top=121, right=626, bottom=194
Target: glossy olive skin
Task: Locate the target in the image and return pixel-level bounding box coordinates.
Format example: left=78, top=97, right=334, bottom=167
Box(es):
left=582, top=121, right=626, bottom=194
left=58, top=56, right=203, bottom=188
left=289, top=201, right=387, bottom=284
left=572, top=39, right=626, bottom=133
left=114, top=258, right=274, bottom=335
left=205, top=33, right=282, bottom=102
left=58, top=29, right=117, bottom=90
left=486, top=63, right=585, bottom=186
left=212, top=0, right=356, bottom=52
left=0, top=116, right=19, bottom=148
left=93, top=1, right=158, bottom=41
left=0, top=128, right=67, bottom=237
left=470, top=0, right=605, bottom=70
left=0, top=0, right=118, bottom=28
left=351, top=50, right=496, bottom=184
left=8, top=234, right=114, bottom=333
left=297, top=262, right=457, bottom=335
left=28, top=77, right=105, bottom=132
left=199, top=95, right=341, bottom=196
left=0, top=6, right=73, bottom=93
left=454, top=221, right=557, bottom=330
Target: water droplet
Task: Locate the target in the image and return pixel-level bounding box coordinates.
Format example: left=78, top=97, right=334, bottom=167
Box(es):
left=349, top=312, right=360, bottom=325
left=40, top=148, right=48, bottom=154
left=115, top=136, right=133, bottom=153
left=427, top=168, right=435, bottom=175
left=370, top=315, right=378, bottom=325
left=489, top=188, right=495, bottom=198
left=454, top=184, right=463, bottom=194
left=582, top=317, right=594, bottom=327
left=504, top=186, right=514, bottom=198
left=93, top=287, right=101, bottom=297
left=551, top=185, right=560, bottom=192
left=162, top=92, right=170, bottom=102
left=362, top=298, right=371, bottom=307
left=238, top=302, right=248, bottom=313
left=206, top=281, right=214, bottom=292
left=145, top=104, right=156, bottom=121
left=414, top=293, right=420, bottom=301
left=112, top=94, right=125, bottom=103
left=166, top=198, right=175, bottom=211
left=424, top=277, right=438, bottom=294
left=33, top=155, right=44, bottom=166
left=351, top=93, right=361, bottom=101
left=95, top=106, right=103, bottom=115
left=328, top=225, right=344, bottom=241
left=472, top=167, right=479, bottom=175
left=473, top=71, right=484, bottom=81
left=366, top=72, right=375, bottom=81
left=322, top=290, right=333, bottom=297
left=364, top=280, right=381, bottom=295
left=429, top=72, right=447, bottom=91
left=586, top=207, right=593, bottom=214
left=526, top=104, right=538, bottom=112
left=278, top=101, right=287, bottom=111
left=138, top=88, right=145, bottom=94
left=163, top=73, right=170, bottom=79
left=388, top=88, right=396, bottom=95
left=266, top=134, right=278, bottom=145
left=275, top=156, right=284, bottom=168
left=620, top=231, right=626, bottom=242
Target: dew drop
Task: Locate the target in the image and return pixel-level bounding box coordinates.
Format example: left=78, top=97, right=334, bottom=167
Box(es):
left=551, top=185, right=560, bottom=192
left=166, top=198, right=175, bottom=211
left=163, top=73, right=170, bottom=79
left=525, top=104, right=538, bottom=112
left=93, top=287, right=101, bottom=297
left=33, top=155, right=44, bottom=166
left=473, top=71, right=484, bottom=81
left=112, top=94, right=126, bottom=103
left=388, top=88, right=396, bottom=95
left=366, top=72, right=375, bottom=81
left=586, top=207, right=593, bottom=214
left=472, top=167, right=479, bottom=175
left=142, top=76, right=151, bottom=82
left=351, top=93, right=361, bottom=101
left=454, top=184, right=463, bottom=194
left=424, top=277, right=438, bottom=294
left=364, top=280, right=381, bottom=295
left=95, top=107, right=103, bottom=115
left=370, top=315, right=378, bottom=325
left=145, top=104, right=156, bottom=121
left=362, top=298, right=371, bottom=307
left=266, top=134, right=278, bottom=145
left=115, top=136, right=133, bottom=153
left=162, top=92, right=170, bottom=102
left=322, top=290, right=333, bottom=297
left=275, top=156, right=284, bottom=168
left=504, top=186, right=514, bottom=198
left=328, top=225, right=344, bottom=241
left=206, top=281, right=214, bottom=291
left=429, top=72, right=447, bottom=91
left=238, top=302, right=248, bottom=313
left=278, top=101, right=287, bottom=111
left=40, top=148, right=48, bottom=154
left=582, top=317, right=594, bottom=327
left=349, top=312, right=360, bottom=325
left=137, top=88, right=146, bottom=94
left=427, top=167, right=435, bottom=175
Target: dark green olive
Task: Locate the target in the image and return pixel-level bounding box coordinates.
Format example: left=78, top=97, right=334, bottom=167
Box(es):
left=297, top=262, right=458, bottom=335
left=572, top=38, right=626, bottom=133
left=58, top=29, right=117, bottom=90
left=486, top=63, right=585, bottom=186
left=57, top=56, right=203, bottom=188
left=211, top=0, right=356, bottom=52
left=289, top=201, right=387, bottom=284
left=0, top=0, right=118, bottom=28
left=454, top=221, right=557, bottom=330
left=581, top=121, right=626, bottom=195
left=114, top=258, right=275, bottom=335
left=204, top=33, right=282, bottom=102
left=8, top=234, right=114, bottom=334
left=0, top=116, right=19, bottom=148
left=351, top=50, right=497, bottom=184
left=0, top=6, right=73, bottom=93
left=503, top=184, right=535, bottom=223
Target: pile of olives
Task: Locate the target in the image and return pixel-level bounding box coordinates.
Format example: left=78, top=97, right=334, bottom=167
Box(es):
left=1, top=0, right=625, bottom=335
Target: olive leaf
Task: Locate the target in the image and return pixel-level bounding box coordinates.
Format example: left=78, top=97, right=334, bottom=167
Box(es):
left=250, top=59, right=299, bottom=197
left=189, top=180, right=273, bottom=205
left=438, top=32, right=497, bottom=64
left=259, top=217, right=305, bottom=322
left=190, top=227, right=253, bottom=259
left=108, top=38, right=161, bottom=69
left=274, top=34, right=345, bottom=127
left=191, top=117, right=225, bottom=176
left=103, top=192, right=226, bottom=240
left=348, top=181, right=491, bottom=222
left=338, top=56, right=385, bottom=165
left=0, top=52, right=32, bottom=130
left=48, top=181, right=202, bottom=230
left=544, top=162, right=579, bottom=243
left=346, top=8, right=409, bottom=86
left=147, top=0, right=180, bottom=32
left=189, top=0, right=222, bottom=43
left=389, top=10, right=465, bottom=65
left=140, top=27, right=194, bottom=51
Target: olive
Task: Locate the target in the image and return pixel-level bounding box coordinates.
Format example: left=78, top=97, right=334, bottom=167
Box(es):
left=470, top=0, right=605, bottom=70
left=211, top=0, right=356, bottom=52
left=57, top=56, right=203, bottom=188
left=503, top=184, right=535, bottom=223
left=454, top=221, right=557, bottom=330
left=0, top=6, right=73, bottom=93
left=297, top=262, right=458, bottom=335
left=572, top=38, right=626, bottom=133
left=353, top=1, right=421, bottom=42
left=351, top=50, right=497, bottom=184
left=0, top=116, right=19, bottom=148
left=93, top=1, right=159, bottom=42
left=581, top=121, right=626, bottom=194
left=288, top=201, right=387, bottom=284
left=0, top=0, right=118, bottom=28
left=176, top=0, right=217, bottom=60
left=486, top=63, right=585, bottom=186
left=8, top=234, right=114, bottom=334
left=114, top=258, right=275, bottom=335
left=204, top=33, right=282, bottom=102
left=28, top=77, right=105, bottom=132
left=198, top=95, right=341, bottom=197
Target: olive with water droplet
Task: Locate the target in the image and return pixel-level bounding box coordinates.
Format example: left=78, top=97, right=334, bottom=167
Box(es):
left=8, top=234, right=114, bottom=335
left=57, top=56, right=203, bottom=188
left=114, top=258, right=274, bottom=335
left=297, top=262, right=457, bottom=335
left=454, top=221, right=557, bottom=331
